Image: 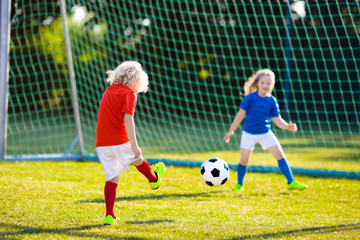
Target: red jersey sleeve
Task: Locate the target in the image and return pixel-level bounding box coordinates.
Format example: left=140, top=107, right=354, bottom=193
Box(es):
left=121, top=92, right=137, bottom=116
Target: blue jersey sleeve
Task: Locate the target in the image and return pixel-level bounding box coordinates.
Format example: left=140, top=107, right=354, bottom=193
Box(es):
left=270, top=97, right=280, bottom=117
left=239, top=94, right=252, bottom=111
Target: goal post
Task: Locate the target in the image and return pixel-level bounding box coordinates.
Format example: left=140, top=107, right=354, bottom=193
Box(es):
left=0, top=0, right=11, bottom=161
left=5, top=0, right=85, bottom=161
left=3, top=0, right=360, bottom=178
left=59, top=0, right=84, bottom=157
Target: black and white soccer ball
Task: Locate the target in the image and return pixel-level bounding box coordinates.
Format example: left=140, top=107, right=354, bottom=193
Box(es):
left=200, top=158, right=229, bottom=187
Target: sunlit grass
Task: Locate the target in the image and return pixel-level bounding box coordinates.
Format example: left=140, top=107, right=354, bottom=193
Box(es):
left=0, top=161, right=359, bottom=239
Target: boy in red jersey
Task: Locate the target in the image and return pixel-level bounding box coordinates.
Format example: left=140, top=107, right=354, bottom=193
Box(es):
left=96, top=61, right=165, bottom=225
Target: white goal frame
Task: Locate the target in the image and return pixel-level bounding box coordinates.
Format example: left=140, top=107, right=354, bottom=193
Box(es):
left=0, top=0, right=84, bottom=161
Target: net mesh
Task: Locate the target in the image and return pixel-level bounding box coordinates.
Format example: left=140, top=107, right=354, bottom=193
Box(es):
left=7, top=0, right=360, bottom=172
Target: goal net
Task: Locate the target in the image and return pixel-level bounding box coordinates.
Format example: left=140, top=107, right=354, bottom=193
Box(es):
left=4, top=0, right=360, bottom=177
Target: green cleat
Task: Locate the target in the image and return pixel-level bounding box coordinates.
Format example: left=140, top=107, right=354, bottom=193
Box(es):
left=149, top=162, right=166, bottom=190
left=103, top=215, right=116, bottom=225
left=287, top=180, right=308, bottom=190
left=234, top=184, right=244, bottom=191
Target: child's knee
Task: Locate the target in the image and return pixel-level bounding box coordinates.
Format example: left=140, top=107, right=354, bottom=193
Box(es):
left=108, top=175, right=119, bottom=184
left=240, top=159, right=249, bottom=166
left=133, top=157, right=144, bottom=166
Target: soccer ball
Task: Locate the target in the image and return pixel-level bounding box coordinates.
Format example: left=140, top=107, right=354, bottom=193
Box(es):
left=200, top=158, right=229, bottom=187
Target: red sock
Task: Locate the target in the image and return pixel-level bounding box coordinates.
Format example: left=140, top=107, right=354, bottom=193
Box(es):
left=135, top=159, right=157, bottom=182
left=104, top=181, right=117, bottom=218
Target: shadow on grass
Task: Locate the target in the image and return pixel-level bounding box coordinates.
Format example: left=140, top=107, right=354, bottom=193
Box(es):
left=1, top=222, right=358, bottom=239
left=0, top=222, right=146, bottom=240
left=77, top=190, right=224, bottom=204
left=226, top=223, right=360, bottom=240
left=126, top=219, right=174, bottom=225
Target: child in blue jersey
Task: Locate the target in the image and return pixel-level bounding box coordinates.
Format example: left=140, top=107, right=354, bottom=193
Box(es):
left=223, top=69, right=307, bottom=191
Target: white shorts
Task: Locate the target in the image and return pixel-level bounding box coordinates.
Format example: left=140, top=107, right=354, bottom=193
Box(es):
left=96, top=142, right=137, bottom=181
left=240, top=130, right=281, bottom=150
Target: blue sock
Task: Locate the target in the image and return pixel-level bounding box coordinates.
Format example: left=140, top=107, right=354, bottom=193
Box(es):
left=237, top=164, right=248, bottom=185
left=277, top=158, right=294, bottom=184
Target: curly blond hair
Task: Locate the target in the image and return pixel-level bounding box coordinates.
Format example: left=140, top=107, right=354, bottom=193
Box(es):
left=106, top=61, right=149, bottom=93
left=242, top=69, right=275, bottom=96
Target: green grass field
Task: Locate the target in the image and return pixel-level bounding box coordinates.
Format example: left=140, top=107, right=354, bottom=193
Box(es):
left=0, top=161, right=359, bottom=240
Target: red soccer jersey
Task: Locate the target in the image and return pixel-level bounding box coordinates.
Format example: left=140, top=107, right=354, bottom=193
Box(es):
left=96, top=84, right=137, bottom=147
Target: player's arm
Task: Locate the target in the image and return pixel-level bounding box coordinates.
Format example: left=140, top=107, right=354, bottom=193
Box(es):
left=223, top=108, right=246, bottom=143
left=124, top=113, right=142, bottom=159
left=272, top=116, right=297, bottom=132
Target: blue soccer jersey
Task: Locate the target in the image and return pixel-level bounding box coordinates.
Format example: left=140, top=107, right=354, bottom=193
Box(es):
left=240, top=92, right=280, bottom=134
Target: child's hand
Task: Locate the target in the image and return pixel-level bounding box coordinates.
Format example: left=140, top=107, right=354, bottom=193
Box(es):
left=223, top=133, right=232, bottom=143
left=288, top=121, right=298, bottom=132
left=131, top=145, right=142, bottom=160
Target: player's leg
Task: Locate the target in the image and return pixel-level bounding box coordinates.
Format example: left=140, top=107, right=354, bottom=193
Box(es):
left=267, top=145, right=307, bottom=190
left=133, top=157, right=157, bottom=182
left=103, top=175, right=118, bottom=225
left=235, top=131, right=255, bottom=191
left=263, top=132, right=307, bottom=190
left=266, top=145, right=295, bottom=184
left=96, top=146, right=124, bottom=225
left=261, top=131, right=295, bottom=184
left=133, top=157, right=166, bottom=190
left=234, top=148, right=252, bottom=191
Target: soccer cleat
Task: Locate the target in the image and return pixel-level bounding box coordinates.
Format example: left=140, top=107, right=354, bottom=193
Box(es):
left=234, top=183, right=244, bottom=191
left=149, top=162, right=166, bottom=190
left=287, top=180, right=308, bottom=190
left=103, top=215, right=116, bottom=225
